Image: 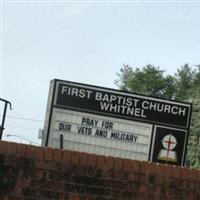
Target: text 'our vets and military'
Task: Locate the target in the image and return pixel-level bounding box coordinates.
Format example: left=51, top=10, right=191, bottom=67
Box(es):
left=58, top=117, right=139, bottom=143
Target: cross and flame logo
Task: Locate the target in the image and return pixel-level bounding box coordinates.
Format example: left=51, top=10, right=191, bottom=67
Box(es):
left=157, top=134, right=177, bottom=162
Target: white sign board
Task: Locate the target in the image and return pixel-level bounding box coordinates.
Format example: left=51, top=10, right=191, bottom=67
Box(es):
left=48, top=109, right=153, bottom=160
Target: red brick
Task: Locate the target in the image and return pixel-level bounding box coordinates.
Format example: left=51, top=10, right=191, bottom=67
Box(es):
left=154, top=185, right=161, bottom=196
left=53, top=148, right=62, bottom=162
left=44, top=147, right=53, bottom=161
left=59, top=193, right=66, bottom=200
left=77, top=195, right=92, bottom=200
left=88, top=154, right=97, bottom=168
left=80, top=152, right=88, bottom=167
left=127, top=173, right=140, bottom=182
left=2, top=195, right=9, bottom=200
left=166, top=164, right=173, bottom=177
left=173, top=165, right=181, bottom=178
left=0, top=141, right=8, bottom=154
left=7, top=142, right=17, bottom=155
left=191, top=169, right=198, bottom=180
left=140, top=161, right=149, bottom=174
left=27, top=145, right=36, bottom=158
left=148, top=162, right=159, bottom=175
left=62, top=150, right=70, bottom=164
left=10, top=196, right=24, bottom=200
left=44, top=180, right=55, bottom=190
left=96, top=155, right=106, bottom=170
left=17, top=143, right=27, bottom=157
left=152, top=197, right=161, bottom=200
left=70, top=193, right=79, bottom=200
left=54, top=181, right=65, bottom=191
left=123, top=159, right=132, bottom=172
left=131, top=160, right=140, bottom=173
left=14, top=176, right=24, bottom=195
left=2, top=142, right=200, bottom=200
left=197, top=169, right=200, bottom=181
left=138, top=184, right=147, bottom=194
left=70, top=151, right=80, bottom=165
left=114, top=157, right=123, bottom=172
left=157, top=163, right=168, bottom=177
left=35, top=146, right=45, bottom=160
left=36, top=169, right=45, bottom=179
left=188, top=191, right=196, bottom=200
left=181, top=167, right=190, bottom=179
left=104, top=156, right=114, bottom=171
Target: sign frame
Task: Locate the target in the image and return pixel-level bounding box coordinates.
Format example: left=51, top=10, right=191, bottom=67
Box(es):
left=151, top=125, right=188, bottom=166
left=43, top=79, right=192, bottom=166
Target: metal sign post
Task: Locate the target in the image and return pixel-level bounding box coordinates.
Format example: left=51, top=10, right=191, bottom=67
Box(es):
left=0, top=98, right=12, bottom=140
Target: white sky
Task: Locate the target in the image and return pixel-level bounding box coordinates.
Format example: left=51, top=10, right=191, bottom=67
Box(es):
left=1, top=1, right=200, bottom=144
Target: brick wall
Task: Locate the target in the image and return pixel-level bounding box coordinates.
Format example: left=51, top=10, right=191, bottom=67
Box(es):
left=0, top=141, right=200, bottom=200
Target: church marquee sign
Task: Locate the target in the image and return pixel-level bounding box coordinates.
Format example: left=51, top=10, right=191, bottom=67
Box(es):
left=43, top=79, right=192, bottom=166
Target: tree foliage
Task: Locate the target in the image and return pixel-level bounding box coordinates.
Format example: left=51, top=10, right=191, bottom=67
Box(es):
left=174, top=64, right=194, bottom=101
left=115, top=63, right=200, bottom=168
left=115, top=64, right=175, bottom=99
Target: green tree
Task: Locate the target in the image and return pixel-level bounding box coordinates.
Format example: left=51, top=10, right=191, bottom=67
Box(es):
left=115, top=64, right=175, bottom=99
left=187, top=99, right=200, bottom=167
left=116, top=63, right=200, bottom=168
left=174, top=64, right=194, bottom=101
left=185, top=66, right=200, bottom=167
